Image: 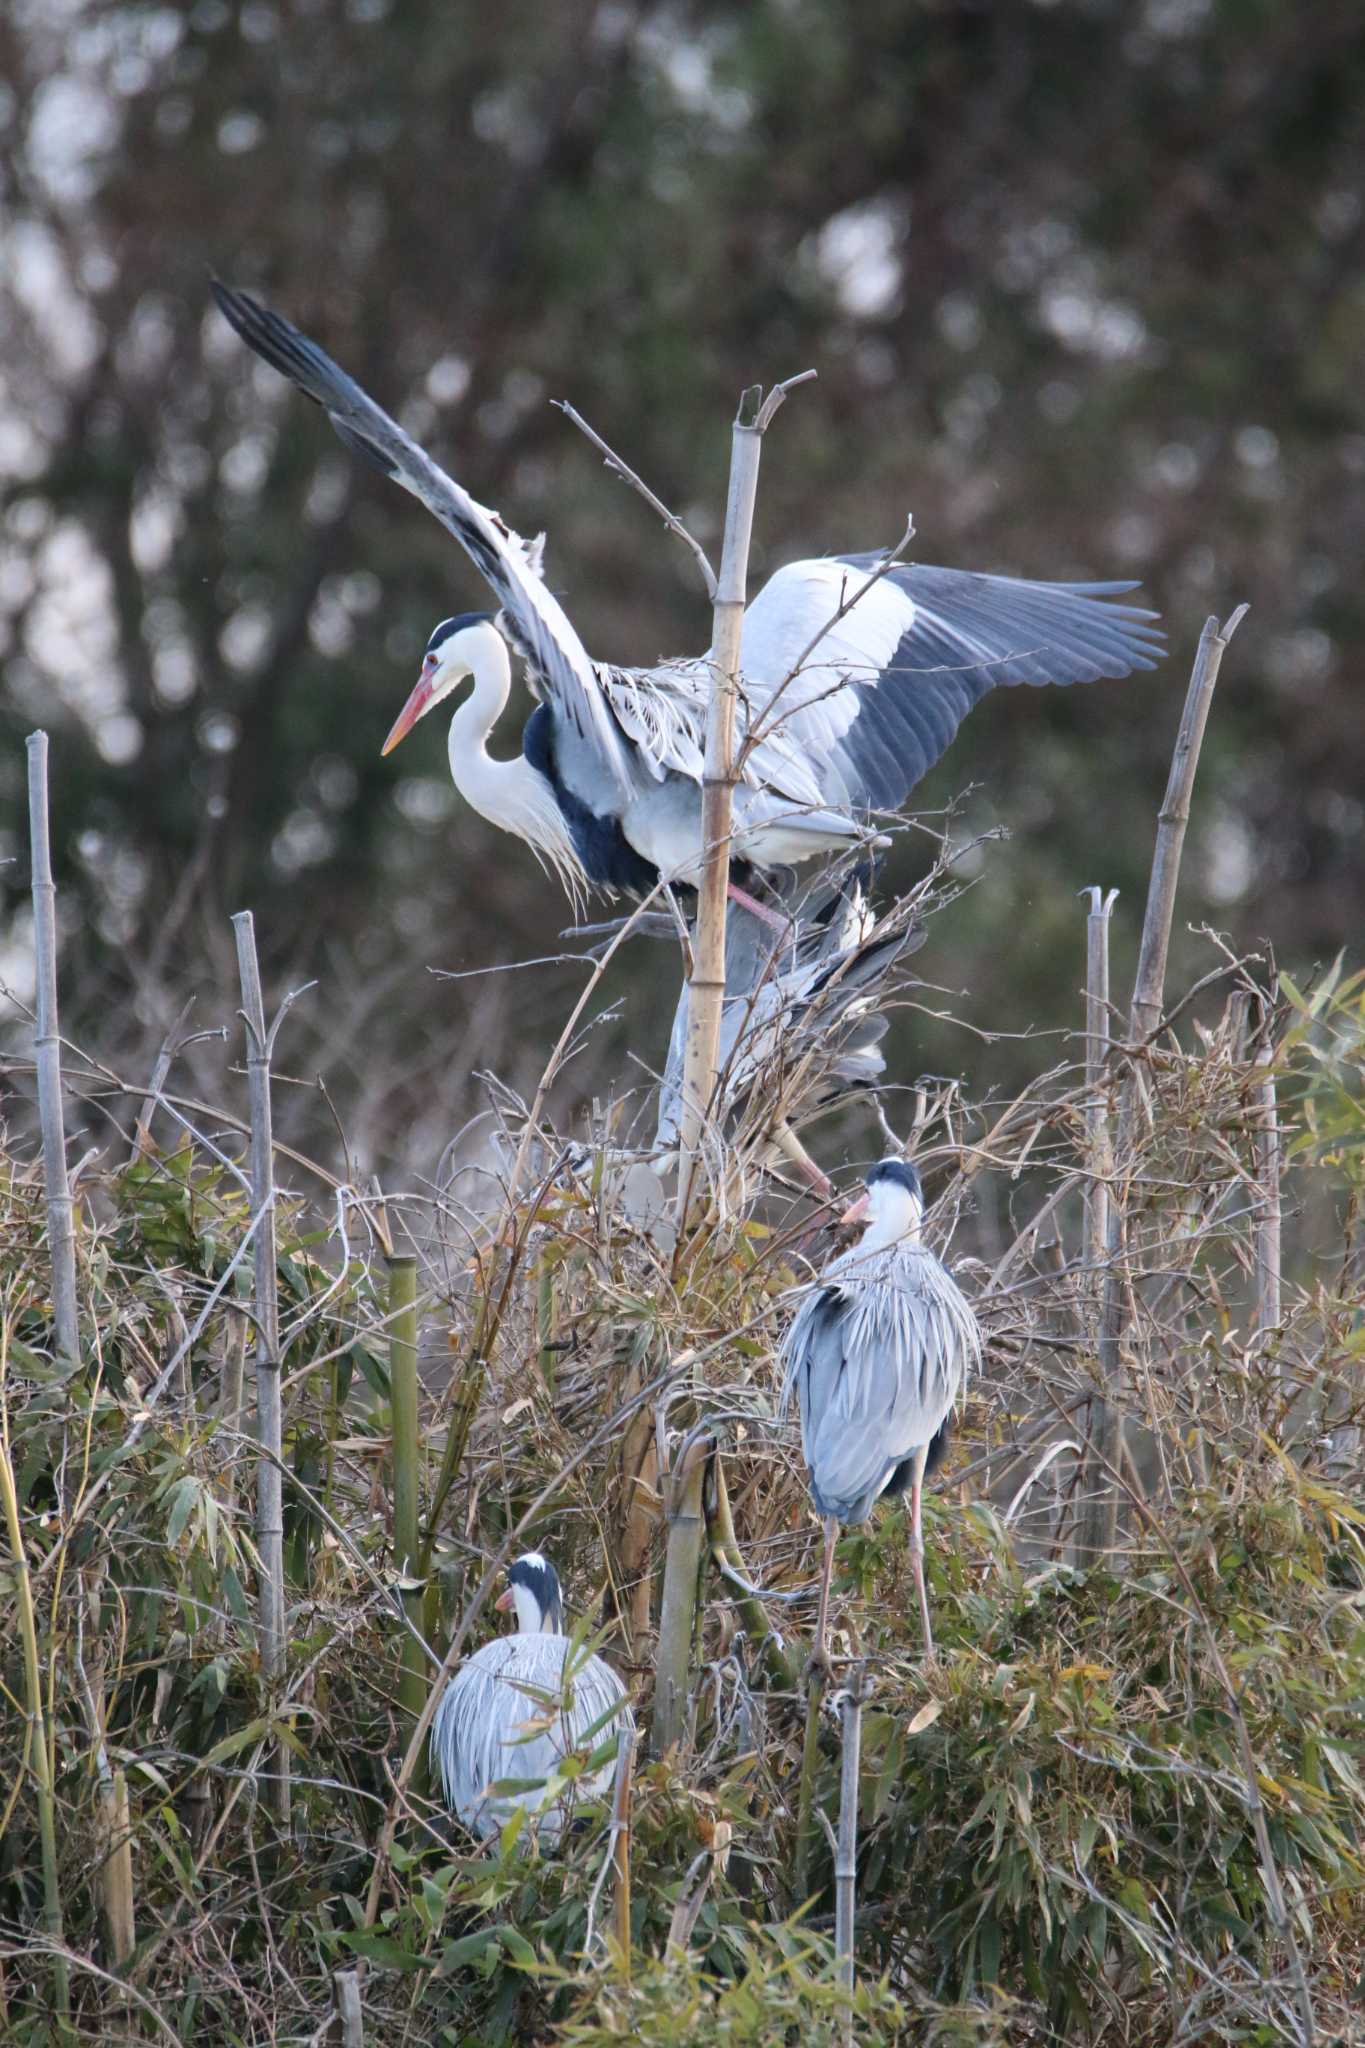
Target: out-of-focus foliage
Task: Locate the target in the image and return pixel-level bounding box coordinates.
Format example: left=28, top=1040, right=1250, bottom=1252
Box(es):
left=1, top=0, right=1363, bottom=1179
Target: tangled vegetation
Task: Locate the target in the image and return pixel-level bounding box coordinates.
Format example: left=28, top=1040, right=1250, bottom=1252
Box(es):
left=2, top=844, right=1364, bottom=2044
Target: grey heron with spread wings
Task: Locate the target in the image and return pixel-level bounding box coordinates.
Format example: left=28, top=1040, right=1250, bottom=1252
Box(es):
left=781, top=1158, right=981, bottom=1663
left=212, top=282, right=1163, bottom=915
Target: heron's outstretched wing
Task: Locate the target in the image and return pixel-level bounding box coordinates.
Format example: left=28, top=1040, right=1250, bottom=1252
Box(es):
left=731, top=554, right=1165, bottom=812
left=211, top=281, right=634, bottom=797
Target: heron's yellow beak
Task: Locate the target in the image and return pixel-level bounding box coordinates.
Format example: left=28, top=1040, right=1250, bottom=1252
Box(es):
left=840, top=1192, right=870, bottom=1227
left=381, top=656, right=438, bottom=756
left=494, top=1587, right=516, bottom=1614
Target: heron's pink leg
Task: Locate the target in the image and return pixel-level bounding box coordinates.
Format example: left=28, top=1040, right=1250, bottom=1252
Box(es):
left=772, top=1122, right=835, bottom=1201
left=726, top=881, right=791, bottom=934
left=813, top=1515, right=839, bottom=1668
left=909, top=1445, right=934, bottom=1660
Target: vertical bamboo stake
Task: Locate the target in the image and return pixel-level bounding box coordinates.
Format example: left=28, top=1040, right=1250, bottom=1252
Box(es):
left=231, top=910, right=290, bottom=1829
left=388, top=1252, right=426, bottom=1727
left=834, top=1661, right=866, bottom=2036
left=1129, top=608, right=1246, bottom=1046
left=608, top=1724, right=637, bottom=1967
left=26, top=733, right=80, bottom=1363
left=0, top=1351, right=70, bottom=2026
left=793, top=1660, right=827, bottom=1902
left=1080, top=888, right=1118, bottom=1280
left=1250, top=1020, right=1282, bottom=1344
left=650, top=1430, right=713, bottom=1757
left=1076, top=610, right=1244, bottom=1563
left=677, top=374, right=815, bottom=1207
left=333, top=1968, right=365, bottom=2047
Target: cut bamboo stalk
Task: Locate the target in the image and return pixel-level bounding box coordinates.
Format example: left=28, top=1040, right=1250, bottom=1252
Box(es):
left=1250, top=1019, right=1282, bottom=1345
left=387, top=1252, right=426, bottom=1729
left=333, top=1967, right=365, bottom=2047
left=0, top=1356, right=70, bottom=2025
left=1076, top=610, right=1244, bottom=1563
left=608, top=1724, right=637, bottom=1968
left=677, top=375, right=814, bottom=1208
left=1080, top=887, right=1118, bottom=1282
left=1129, top=608, right=1246, bottom=1047
left=101, top=1769, right=136, bottom=1972
left=793, top=1658, right=827, bottom=1902
left=650, top=1429, right=714, bottom=1757
left=834, top=1661, right=866, bottom=2035
left=26, top=732, right=80, bottom=1363
left=231, top=909, right=290, bottom=1829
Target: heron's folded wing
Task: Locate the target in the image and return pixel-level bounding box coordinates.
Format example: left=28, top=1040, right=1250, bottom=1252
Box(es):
left=730, top=554, right=1165, bottom=811
left=211, top=281, right=634, bottom=799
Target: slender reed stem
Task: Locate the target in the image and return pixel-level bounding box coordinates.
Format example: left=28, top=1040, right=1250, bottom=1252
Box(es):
left=793, top=1659, right=827, bottom=1902
left=834, top=1661, right=865, bottom=2032
left=0, top=1322, right=70, bottom=2028
left=388, top=1253, right=425, bottom=1731
left=26, top=732, right=79, bottom=1362
left=231, top=909, right=290, bottom=1828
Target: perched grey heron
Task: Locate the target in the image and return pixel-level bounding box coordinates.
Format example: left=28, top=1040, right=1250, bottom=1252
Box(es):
left=212, top=283, right=1164, bottom=913
left=781, top=1159, right=982, bottom=1661
left=429, top=1552, right=633, bottom=1845
left=655, top=868, right=923, bottom=1194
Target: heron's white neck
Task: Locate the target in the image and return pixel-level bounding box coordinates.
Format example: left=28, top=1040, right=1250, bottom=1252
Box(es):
left=509, top=1583, right=562, bottom=1636
left=444, top=626, right=583, bottom=893
left=859, top=1183, right=923, bottom=1252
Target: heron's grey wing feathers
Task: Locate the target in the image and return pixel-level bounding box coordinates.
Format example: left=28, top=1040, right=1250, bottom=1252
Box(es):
left=430, top=1634, right=632, bottom=1845
left=211, top=282, right=634, bottom=798
left=781, top=1243, right=981, bottom=1523
left=733, top=555, right=1164, bottom=813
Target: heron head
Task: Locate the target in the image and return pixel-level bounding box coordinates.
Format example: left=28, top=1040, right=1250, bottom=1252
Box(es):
left=843, top=1157, right=923, bottom=1241
left=381, top=612, right=499, bottom=756
left=494, top=1551, right=564, bottom=1635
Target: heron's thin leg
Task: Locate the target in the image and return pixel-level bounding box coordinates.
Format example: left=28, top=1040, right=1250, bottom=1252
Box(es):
left=726, top=881, right=791, bottom=936
left=772, top=1122, right=835, bottom=1201
left=908, top=1444, right=934, bottom=1659
left=813, top=1515, right=839, bottom=1667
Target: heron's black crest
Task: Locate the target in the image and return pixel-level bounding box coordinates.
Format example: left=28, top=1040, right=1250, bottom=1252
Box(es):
left=507, top=1552, right=563, bottom=1630
left=427, top=612, right=493, bottom=658
left=867, top=1158, right=922, bottom=1199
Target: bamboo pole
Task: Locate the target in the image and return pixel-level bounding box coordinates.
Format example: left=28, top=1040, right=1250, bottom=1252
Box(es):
left=1075, top=609, right=1245, bottom=1563
left=608, top=1725, right=637, bottom=1967
left=0, top=1338, right=70, bottom=2027
left=231, top=910, right=290, bottom=1829
left=1250, top=1018, right=1282, bottom=1345
left=333, top=1967, right=365, bottom=2047
left=834, top=1661, right=866, bottom=2032
left=26, top=732, right=80, bottom=1363
left=1129, top=609, right=1247, bottom=1046
left=1080, top=887, right=1117, bottom=1281
left=650, top=1429, right=714, bottom=1757
left=388, top=1253, right=426, bottom=1729
left=793, top=1658, right=827, bottom=1902
left=676, top=375, right=814, bottom=1208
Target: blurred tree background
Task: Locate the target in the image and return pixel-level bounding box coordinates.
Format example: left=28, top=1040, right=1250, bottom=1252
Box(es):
left=1, top=0, right=1362, bottom=1179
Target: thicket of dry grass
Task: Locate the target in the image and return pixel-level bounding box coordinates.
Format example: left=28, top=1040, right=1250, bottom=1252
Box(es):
left=2, top=794, right=1364, bottom=2044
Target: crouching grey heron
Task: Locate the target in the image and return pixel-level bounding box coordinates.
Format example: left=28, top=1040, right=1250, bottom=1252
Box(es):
left=429, top=1553, right=633, bottom=1845
left=212, top=282, right=1164, bottom=914
left=781, top=1160, right=981, bottom=1662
